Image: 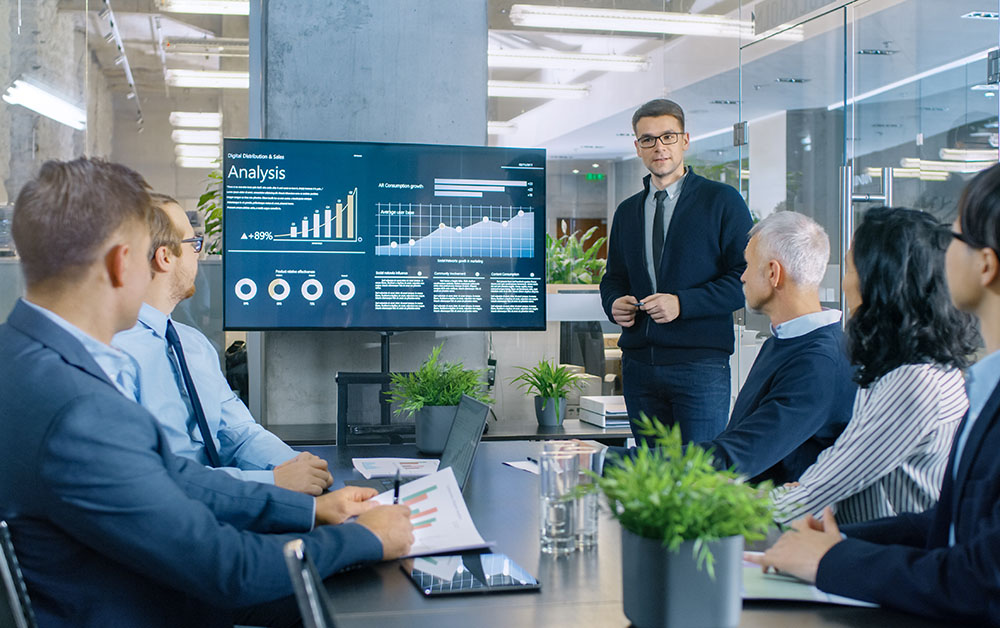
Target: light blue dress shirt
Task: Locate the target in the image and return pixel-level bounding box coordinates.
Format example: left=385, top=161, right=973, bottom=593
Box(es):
left=21, top=299, right=138, bottom=396
left=771, top=309, right=843, bottom=339
left=949, top=349, right=1000, bottom=545
left=113, top=303, right=296, bottom=483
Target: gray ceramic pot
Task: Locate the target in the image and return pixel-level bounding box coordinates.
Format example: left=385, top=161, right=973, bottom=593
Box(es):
left=621, top=529, right=742, bottom=628
left=534, top=396, right=567, bottom=426
left=414, top=405, right=457, bottom=454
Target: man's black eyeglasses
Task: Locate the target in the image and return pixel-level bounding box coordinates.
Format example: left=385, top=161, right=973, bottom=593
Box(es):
left=636, top=132, right=683, bottom=148
left=182, top=235, right=204, bottom=253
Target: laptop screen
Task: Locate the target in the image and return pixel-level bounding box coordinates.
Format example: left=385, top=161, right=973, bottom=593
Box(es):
left=438, top=395, right=489, bottom=491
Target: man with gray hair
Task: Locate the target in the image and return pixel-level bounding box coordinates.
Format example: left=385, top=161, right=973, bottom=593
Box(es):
left=695, top=210, right=856, bottom=484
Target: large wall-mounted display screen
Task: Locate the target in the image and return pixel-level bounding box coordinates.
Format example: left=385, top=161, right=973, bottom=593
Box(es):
left=222, top=138, right=546, bottom=331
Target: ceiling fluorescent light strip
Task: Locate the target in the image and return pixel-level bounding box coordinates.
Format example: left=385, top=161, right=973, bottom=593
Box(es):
left=2, top=79, right=86, bottom=130
left=488, top=49, right=648, bottom=72
left=866, top=167, right=950, bottom=182
left=508, top=4, right=801, bottom=41
left=899, top=157, right=993, bottom=174
left=488, top=80, right=589, bottom=99
left=176, top=156, right=221, bottom=169
left=488, top=121, right=517, bottom=135
left=940, top=148, right=999, bottom=162
left=100, top=0, right=143, bottom=128
left=170, top=111, right=223, bottom=128
left=175, top=144, right=222, bottom=158
left=159, top=0, right=249, bottom=15
left=171, top=129, right=222, bottom=144
left=165, top=69, right=249, bottom=89
left=829, top=48, right=995, bottom=110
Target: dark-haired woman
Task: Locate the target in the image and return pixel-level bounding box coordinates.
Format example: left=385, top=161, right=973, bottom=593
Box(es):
left=771, top=206, right=979, bottom=525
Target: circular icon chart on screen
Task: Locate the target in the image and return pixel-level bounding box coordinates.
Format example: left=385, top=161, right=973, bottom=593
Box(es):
left=333, top=279, right=356, bottom=302
left=234, top=278, right=257, bottom=301
left=268, top=278, right=291, bottom=301
left=301, top=278, right=324, bottom=301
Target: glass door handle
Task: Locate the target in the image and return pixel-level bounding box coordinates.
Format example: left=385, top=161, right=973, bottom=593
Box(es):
left=838, top=166, right=894, bottom=319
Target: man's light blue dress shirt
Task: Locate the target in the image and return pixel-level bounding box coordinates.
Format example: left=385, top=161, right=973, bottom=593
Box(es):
left=770, top=309, right=843, bottom=339
left=113, top=303, right=296, bottom=483
left=949, top=349, right=1000, bottom=545
left=22, top=299, right=138, bottom=396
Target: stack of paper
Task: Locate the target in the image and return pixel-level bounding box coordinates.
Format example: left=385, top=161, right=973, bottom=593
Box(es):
left=742, top=554, right=876, bottom=607
left=578, top=395, right=631, bottom=428
left=352, top=457, right=440, bottom=479
left=371, top=467, right=489, bottom=558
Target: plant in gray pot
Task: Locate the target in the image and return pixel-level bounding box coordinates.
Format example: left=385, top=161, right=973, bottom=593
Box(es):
left=385, top=344, right=491, bottom=454
left=510, top=360, right=585, bottom=426
left=597, top=414, right=773, bottom=628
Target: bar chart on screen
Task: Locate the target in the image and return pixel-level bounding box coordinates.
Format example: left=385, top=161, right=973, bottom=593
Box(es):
left=373, top=467, right=488, bottom=557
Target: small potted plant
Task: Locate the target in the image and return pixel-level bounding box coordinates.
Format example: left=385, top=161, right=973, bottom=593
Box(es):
left=385, top=344, right=491, bottom=454
left=597, top=414, right=773, bottom=628
left=510, top=359, right=586, bottom=426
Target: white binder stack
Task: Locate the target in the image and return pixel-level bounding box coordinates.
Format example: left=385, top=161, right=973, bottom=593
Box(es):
left=578, top=395, right=631, bottom=428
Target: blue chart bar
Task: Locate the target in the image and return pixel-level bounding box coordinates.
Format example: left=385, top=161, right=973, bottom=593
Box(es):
left=375, top=203, right=534, bottom=258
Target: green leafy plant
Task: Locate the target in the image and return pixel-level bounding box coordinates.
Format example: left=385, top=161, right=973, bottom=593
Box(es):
left=597, top=414, right=773, bottom=578
left=385, top=344, right=491, bottom=416
left=197, top=170, right=223, bottom=255
left=546, top=221, right=607, bottom=284
left=510, top=359, right=585, bottom=414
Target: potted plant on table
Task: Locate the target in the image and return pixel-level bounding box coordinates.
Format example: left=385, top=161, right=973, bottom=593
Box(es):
left=385, top=343, right=491, bottom=454
left=511, top=359, right=586, bottom=426
left=596, top=414, right=773, bottom=628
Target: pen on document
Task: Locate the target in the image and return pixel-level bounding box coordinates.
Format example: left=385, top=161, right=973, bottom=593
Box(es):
left=526, top=456, right=539, bottom=464
left=393, top=469, right=401, bottom=505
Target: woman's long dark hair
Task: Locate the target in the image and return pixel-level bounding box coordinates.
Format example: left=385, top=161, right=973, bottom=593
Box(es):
left=847, top=206, right=979, bottom=388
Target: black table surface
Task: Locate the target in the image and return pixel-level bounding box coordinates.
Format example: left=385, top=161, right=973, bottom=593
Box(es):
left=301, top=441, right=955, bottom=628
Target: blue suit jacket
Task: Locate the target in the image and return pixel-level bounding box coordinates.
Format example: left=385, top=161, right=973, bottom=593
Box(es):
left=0, top=301, right=382, bottom=627
left=816, top=376, right=1000, bottom=623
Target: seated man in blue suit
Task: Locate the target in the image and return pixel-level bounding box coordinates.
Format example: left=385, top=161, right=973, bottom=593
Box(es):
left=114, top=194, right=333, bottom=495
left=0, top=158, right=414, bottom=628
left=749, top=164, right=1000, bottom=625
left=612, top=211, right=855, bottom=484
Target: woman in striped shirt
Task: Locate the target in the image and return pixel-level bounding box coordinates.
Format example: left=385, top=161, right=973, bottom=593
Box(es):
left=771, top=207, right=980, bottom=525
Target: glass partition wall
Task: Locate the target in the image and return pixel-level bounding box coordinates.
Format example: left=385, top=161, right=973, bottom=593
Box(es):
left=735, top=0, right=1000, bottom=387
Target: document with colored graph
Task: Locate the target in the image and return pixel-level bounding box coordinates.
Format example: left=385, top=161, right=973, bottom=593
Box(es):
left=371, top=467, right=489, bottom=558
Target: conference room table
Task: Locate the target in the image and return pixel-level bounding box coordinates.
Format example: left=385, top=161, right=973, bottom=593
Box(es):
left=301, top=441, right=959, bottom=628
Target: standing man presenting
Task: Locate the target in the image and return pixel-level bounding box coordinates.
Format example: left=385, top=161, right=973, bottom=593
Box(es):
left=114, top=194, right=332, bottom=495
left=601, top=99, right=753, bottom=444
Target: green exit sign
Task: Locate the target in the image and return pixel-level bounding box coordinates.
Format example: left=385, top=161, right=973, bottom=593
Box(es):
left=585, top=173, right=605, bottom=181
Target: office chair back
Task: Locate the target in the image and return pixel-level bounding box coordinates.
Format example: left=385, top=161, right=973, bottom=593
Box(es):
left=0, top=521, right=36, bottom=628
left=283, top=539, right=338, bottom=628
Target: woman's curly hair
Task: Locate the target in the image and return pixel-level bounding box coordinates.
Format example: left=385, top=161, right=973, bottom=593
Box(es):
left=847, top=207, right=980, bottom=388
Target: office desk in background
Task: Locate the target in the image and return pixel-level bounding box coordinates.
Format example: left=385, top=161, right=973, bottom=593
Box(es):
left=273, top=417, right=632, bottom=446
left=301, top=441, right=956, bottom=628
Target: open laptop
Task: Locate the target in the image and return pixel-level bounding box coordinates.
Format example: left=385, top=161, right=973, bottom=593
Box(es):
left=345, top=395, right=489, bottom=493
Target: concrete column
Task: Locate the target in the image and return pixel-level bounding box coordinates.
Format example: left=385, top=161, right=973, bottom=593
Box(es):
left=256, top=0, right=488, bottom=427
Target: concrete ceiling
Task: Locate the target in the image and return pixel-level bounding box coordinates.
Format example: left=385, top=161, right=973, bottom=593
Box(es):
left=52, top=0, right=1000, bottom=164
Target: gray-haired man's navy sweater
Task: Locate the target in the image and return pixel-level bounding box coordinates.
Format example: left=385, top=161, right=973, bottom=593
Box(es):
left=600, top=168, right=753, bottom=364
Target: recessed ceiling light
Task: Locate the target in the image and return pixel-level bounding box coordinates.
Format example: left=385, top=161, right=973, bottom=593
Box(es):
left=171, top=129, right=222, bottom=144
left=572, top=169, right=580, bottom=174
left=592, top=163, right=599, bottom=168
left=857, top=49, right=898, bottom=56
left=775, top=77, right=810, bottom=84
left=710, top=99, right=738, bottom=105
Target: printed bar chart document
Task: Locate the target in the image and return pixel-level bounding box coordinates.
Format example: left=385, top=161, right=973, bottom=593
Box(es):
left=372, top=467, right=489, bottom=558
left=352, top=457, right=440, bottom=479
